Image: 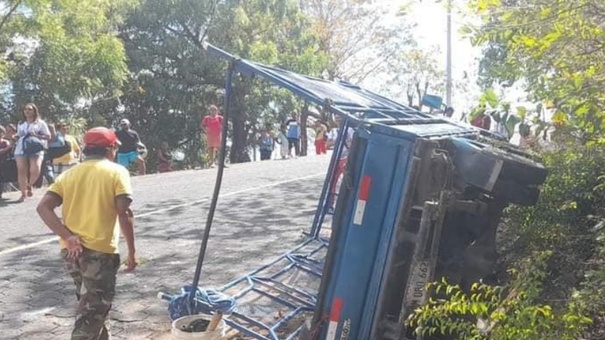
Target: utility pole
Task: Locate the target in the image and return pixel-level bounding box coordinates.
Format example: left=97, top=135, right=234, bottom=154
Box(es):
left=446, top=0, right=453, bottom=107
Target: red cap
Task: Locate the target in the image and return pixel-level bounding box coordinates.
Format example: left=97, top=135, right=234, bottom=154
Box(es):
left=83, top=127, right=119, bottom=147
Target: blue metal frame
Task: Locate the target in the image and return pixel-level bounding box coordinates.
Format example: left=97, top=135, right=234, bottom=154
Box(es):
left=217, top=238, right=328, bottom=339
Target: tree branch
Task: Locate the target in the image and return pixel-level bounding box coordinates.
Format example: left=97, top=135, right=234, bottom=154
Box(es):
left=0, top=0, right=22, bottom=33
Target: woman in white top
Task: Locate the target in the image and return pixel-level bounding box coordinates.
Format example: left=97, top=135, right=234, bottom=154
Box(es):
left=14, top=103, right=51, bottom=202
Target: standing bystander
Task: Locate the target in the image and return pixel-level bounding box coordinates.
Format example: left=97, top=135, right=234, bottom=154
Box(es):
left=200, top=105, right=224, bottom=168
left=314, top=120, right=327, bottom=155
left=0, top=125, right=12, bottom=199
left=37, top=127, right=137, bottom=340
left=157, top=142, right=173, bottom=173
left=52, top=121, right=82, bottom=175
left=275, top=124, right=289, bottom=160
left=14, top=103, right=52, bottom=202
left=285, top=112, right=301, bottom=157
left=116, top=119, right=146, bottom=175
left=5, top=123, right=18, bottom=143
left=258, top=128, right=275, bottom=161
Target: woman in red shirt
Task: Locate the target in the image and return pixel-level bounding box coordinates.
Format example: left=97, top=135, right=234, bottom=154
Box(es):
left=201, top=105, right=224, bottom=168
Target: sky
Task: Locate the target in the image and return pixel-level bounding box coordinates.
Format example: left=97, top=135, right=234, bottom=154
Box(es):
left=362, top=0, right=486, bottom=114
left=405, top=0, right=483, bottom=112
left=383, top=0, right=530, bottom=114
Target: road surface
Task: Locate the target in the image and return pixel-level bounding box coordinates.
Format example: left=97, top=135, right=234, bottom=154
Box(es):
left=0, top=155, right=331, bottom=339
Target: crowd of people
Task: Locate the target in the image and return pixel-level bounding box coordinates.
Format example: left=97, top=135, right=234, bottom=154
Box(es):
left=254, top=111, right=343, bottom=162
left=0, top=103, right=151, bottom=202
left=0, top=103, right=351, bottom=202
left=0, top=104, right=82, bottom=201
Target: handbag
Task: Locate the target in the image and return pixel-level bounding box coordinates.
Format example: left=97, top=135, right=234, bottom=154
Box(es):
left=22, top=135, right=45, bottom=155
left=47, top=141, right=72, bottom=160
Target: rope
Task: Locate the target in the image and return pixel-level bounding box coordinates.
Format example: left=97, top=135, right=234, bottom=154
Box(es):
left=163, top=285, right=237, bottom=320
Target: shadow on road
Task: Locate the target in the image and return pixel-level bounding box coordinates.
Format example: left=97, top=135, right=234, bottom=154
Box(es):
left=0, top=175, right=325, bottom=339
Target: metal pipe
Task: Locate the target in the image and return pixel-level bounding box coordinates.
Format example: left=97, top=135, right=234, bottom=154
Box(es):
left=188, top=61, right=235, bottom=304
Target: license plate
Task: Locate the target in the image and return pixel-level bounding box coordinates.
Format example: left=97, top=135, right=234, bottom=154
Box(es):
left=405, top=260, right=430, bottom=307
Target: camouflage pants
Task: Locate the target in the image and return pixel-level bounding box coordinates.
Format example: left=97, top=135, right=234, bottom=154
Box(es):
left=62, top=248, right=120, bottom=340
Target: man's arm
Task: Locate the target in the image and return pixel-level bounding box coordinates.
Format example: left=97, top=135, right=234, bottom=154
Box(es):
left=37, top=193, right=82, bottom=258
left=116, top=196, right=137, bottom=272
left=37, top=193, right=71, bottom=239
left=133, top=130, right=141, bottom=143
left=72, top=138, right=82, bottom=159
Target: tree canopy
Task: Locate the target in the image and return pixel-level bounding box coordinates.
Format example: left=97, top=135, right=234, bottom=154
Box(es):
left=0, top=0, right=415, bottom=168
left=0, top=0, right=136, bottom=121
left=467, top=0, right=605, bottom=141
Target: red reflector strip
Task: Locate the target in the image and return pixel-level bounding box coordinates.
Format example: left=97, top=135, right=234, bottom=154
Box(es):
left=359, top=176, right=371, bottom=201
left=330, top=297, right=343, bottom=322
left=327, top=298, right=343, bottom=340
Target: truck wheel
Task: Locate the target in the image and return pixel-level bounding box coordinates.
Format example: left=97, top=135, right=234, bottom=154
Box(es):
left=492, top=180, right=540, bottom=206
left=450, top=138, right=547, bottom=186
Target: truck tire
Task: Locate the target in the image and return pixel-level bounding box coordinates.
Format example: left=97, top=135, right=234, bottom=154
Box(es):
left=450, top=138, right=547, bottom=186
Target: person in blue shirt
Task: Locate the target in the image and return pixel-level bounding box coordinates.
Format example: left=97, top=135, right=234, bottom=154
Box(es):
left=258, top=127, right=275, bottom=161
left=285, top=112, right=300, bottom=157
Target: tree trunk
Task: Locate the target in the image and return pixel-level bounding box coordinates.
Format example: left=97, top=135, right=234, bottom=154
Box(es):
left=406, top=88, right=414, bottom=106
left=230, top=83, right=250, bottom=163
left=300, top=102, right=309, bottom=156
left=231, top=113, right=248, bottom=163
left=415, top=81, right=422, bottom=109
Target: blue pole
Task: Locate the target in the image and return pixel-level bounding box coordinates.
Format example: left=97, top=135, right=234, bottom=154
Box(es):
left=310, top=115, right=351, bottom=238
left=189, top=61, right=235, bottom=306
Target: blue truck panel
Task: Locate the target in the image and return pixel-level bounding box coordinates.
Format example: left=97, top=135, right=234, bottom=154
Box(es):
left=320, top=130, right=415, bottom=339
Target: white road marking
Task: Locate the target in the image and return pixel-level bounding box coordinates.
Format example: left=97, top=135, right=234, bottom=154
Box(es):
left=0, top=172, right=324, bottom=257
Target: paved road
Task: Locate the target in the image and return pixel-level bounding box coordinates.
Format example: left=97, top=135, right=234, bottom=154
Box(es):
left=0, top=155, right=331, bottom=339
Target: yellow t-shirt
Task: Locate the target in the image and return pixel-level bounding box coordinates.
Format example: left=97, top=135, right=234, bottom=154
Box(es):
left=53, top=135, right=81, bottom=165
left=49, top=158, right=133, bottom=254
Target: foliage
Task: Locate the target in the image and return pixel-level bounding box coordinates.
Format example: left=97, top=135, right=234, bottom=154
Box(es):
left=408, top=253, right=591, bottom=340
left=381, top=46, right=445, bottom=109
left=467, top=89, right=527, bottom=140
left=0, top=0, right=137, bottom=121
left=495, top=143, right=605, bottom=336
left=117, top=0, right=327, bottom=166
left=408, top=138, right=605, bottom=338
left=301, top=0, right=415, bottom=82
left=467, top=0, right=605, bottom=140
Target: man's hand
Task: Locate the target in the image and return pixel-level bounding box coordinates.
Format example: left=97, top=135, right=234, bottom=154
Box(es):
left=123, top=252, right=137, bottom=273
left=117, top=196, right=136, bottom=273
left=65, top=235, right=83, bottom=260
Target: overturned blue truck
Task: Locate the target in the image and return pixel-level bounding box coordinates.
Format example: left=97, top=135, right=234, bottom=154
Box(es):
left=163, top=43, right=547, bottom=340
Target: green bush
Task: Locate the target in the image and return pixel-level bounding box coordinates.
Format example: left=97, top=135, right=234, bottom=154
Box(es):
left=501, top=145, right=605, bottom=306
left=408, top=143, right=605, bottom=338
left=407, top=252, right=591, bottom=340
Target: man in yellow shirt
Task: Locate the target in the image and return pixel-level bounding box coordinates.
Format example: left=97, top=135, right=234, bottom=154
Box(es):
left=37, top=127, right=137, bottom=340
left=52, top=121, right=81, bottom=175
